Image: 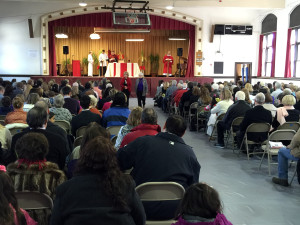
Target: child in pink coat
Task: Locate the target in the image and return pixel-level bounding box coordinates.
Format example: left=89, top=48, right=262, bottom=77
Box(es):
left=172, top=183, right=232, bottom=225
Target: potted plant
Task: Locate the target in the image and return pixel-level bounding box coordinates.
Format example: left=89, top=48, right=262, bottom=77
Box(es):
left=62, top=58, right=71, bottom=76
left=149, top=54, right=159, bottom=76
left=82, top=57, right=88, bottom=75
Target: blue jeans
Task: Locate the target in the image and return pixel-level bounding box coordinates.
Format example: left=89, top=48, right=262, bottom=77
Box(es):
left=278, top=147, right=299, bottom=179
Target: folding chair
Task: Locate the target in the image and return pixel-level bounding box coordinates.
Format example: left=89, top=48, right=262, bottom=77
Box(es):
left=15, top=191, right=53, bottom=210
left=73, top=136, right=83, bottom=149
left=259, top=129, right=296, bottom=175
left=8, top=126, right=27, bottom=136
left=239, top=123, right=271, bottom=160
left=76, top=126, right=87, bottom=138
left=290, top=165, right=298, bottom=186
left=225, top=117, right=244, bottom=150
left=196, top=105, right=207, bottom=132
left=136, top=182, right=185, bottom=225
left=183, top=101, right=190, bottom=120
left=54, top=120, right=70, bottom=134
left=106, top=125, right=122, bottom=136
left=277, top=122, right=300, bottom=132
left=188, top=102, right=198, bottom=124
left=208, top=113, right=225, bottom=141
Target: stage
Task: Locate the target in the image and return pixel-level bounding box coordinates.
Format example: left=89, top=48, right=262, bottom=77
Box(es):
left=31, top=76, right=213, bottom=98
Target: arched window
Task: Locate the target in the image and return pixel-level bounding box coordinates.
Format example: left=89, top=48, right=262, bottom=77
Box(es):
left=285, top=5, right=300, bottom=77
left=257, top=14, right=277, bottom=77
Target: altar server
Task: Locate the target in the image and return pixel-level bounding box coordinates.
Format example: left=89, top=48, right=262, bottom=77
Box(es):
left=163, top=50, right=174, bottom=76
left=99, top=50, right=108, bottom=76
left=88, top=51, right=94, bottom=76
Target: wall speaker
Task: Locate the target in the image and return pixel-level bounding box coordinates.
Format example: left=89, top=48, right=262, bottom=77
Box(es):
left=63, top=46, right=69, bottom=55
left=214, top=24, right=225, bottom=35
left=28, top=19, right=34, bottom=38
left=177, top=48, right=183, bottom=57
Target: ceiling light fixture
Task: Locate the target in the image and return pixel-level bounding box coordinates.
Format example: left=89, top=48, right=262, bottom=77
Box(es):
left=166, top=5, right=174, bottom=10
left=55, top=33, right=68, bottom=38
left=169, top=38, right=186, bottom=41
left=90, top=33, right=100, bottom=39
left=79, top=2, right=87, bottom=7
left=125, top=39, right=144, bottom=42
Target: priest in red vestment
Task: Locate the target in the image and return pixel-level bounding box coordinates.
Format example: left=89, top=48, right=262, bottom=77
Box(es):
left=109, top=50, right=118, bottom=63
left=163, top=51, right=174, bottom=76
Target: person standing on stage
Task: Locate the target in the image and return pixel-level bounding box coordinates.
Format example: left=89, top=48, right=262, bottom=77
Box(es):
left=135, top=72, right=148, bottom=108
left=163, top=50, right=174, bottom=76
left=120, top=71, right=132, bottom=107
left=109, top=50, right=118, bottom=63
left=98, top=49, right=108, bottom=76
left=88, top=51, right=94, bottom=77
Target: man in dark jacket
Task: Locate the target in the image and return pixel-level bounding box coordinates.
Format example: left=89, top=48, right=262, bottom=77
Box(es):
left=179, top=82, right=194, bottom=115
left=62, top=86, right=80, bottom=115
left=117, top=115, right=200, bottom=220
left=8, top=107, right=69, bottom=169
left=236, top=93, right=273, bottom=147
left=215, top=91, right=251, bottom=148
left=71, top=95, right=101, bottom=136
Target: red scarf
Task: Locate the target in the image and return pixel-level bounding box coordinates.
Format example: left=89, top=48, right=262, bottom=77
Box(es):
left=17, top=159, right=47, bottom=170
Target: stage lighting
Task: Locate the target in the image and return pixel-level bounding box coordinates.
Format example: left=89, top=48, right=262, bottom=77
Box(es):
left=125, top=39, right=144, bottom=42
left=90, top=33, right=100, bottom=39
left=79, top=2, right=87, bottom=7
left=55, top=33, right=68, bottom=38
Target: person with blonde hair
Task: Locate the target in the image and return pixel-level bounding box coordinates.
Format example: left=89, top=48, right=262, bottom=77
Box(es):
left=206, top=89, right=233, bottom=136
left=115, top=106, right=143, bottom=149
left=271, top=95, right=300, bottom=131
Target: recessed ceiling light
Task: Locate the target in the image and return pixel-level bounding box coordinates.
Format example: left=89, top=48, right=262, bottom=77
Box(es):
left=166, top=5, right=174, bottom=10
left=79, top=2, right=87, bottom=7
left=125, top=39, right=144, bottom=42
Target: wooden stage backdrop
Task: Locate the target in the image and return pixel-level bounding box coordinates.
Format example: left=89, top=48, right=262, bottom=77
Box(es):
left=31, top=76, right=213, bottom=98
left=55, top=27, right=189, bottom=76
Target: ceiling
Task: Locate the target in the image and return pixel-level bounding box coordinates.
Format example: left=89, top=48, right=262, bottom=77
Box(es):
left=0, top=0, right=285, bottom=19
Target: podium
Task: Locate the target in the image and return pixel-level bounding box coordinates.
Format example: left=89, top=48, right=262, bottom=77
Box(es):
left=72, top=60, right=81, bottom=77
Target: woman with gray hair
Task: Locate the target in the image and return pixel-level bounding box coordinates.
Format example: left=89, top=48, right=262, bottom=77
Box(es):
left=49, top=94, right=72, bottom=122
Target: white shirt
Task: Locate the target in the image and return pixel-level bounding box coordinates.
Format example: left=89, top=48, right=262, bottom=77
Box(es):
left=88, top=54, right=94, bottom=64
left=99, top=53, right=108, bottom=67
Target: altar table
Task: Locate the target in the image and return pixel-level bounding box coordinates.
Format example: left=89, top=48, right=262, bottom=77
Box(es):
left=105, top=63, right=140, bottom=77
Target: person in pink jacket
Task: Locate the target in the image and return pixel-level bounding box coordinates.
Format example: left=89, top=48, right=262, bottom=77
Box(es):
left=0, top=166, right=37, bottom=225
left=172, top=183, right=232, bottom=225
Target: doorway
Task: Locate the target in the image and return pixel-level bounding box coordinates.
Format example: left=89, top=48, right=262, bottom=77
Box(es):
left=235, top=62, right=252, bottom=84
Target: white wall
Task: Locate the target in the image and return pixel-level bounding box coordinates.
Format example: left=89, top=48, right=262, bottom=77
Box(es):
left=0, top=15, right=42, bottom=75
left=175, top=6, right=264, bottom=78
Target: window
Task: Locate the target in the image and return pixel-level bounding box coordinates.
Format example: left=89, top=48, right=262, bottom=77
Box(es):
left=290, top=27, right=300, bottom=77
left=262, top=33, right=274, bottom=77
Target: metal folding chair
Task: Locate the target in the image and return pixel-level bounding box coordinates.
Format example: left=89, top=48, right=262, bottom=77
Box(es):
left=225, top=117, right=244, bottom=150
left=208, top=113, right=225, bottom=141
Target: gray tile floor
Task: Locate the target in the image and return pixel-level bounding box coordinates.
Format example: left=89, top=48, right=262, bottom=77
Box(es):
left=129, top=98, right=300, bottom=225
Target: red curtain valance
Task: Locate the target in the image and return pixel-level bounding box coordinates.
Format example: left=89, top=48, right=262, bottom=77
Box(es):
left=49, top=13, right=195, bottom=77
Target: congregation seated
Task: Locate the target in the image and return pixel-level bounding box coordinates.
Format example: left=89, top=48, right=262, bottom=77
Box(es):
left=0, top=123, right=12, bottom=151
left=262, top=90, right=277, bottom=117
left=102, top=88, right=118, bottom=112
left=78, top=94, right=102, bottom=116
left=236, top=93, right=273, bottom=147
left=71, top=95, right=101, bottom=136
left=115, top=106, right=142, bottom=150
left=215, top=91, right=251, bottom=148
left=62, top=86, right=80, bottom=115
left=120, top=108, right=161, bottom=148
left=179, top=82, right=194, bottom=115
left=162, top=80, right=177, bottom=112
left=173, top=183, right=232, bottom=225
left=173, top=83, right=187, bottom=107
left=189, top=86, right=201, bottom=106
left=294, top=91, right=300, bottom=111
left=67, top=122, right=110, bottom=177
left=8, top=107, right=69, bottom=170
left=51, top=136, right=146, bottom=225
left=0, top=167, right=37, bottom=225
left=49, top=94, right=72, bottom=122
left=117, top=115, right=200, bottom=220
left=271, top=95, right=300, bottom=131
left=206, top=89, right=233, bottom=136
left=4, top=96, right=27, bottom=125
left=7, top=132, right=66, bottom=224
left=271, top=82, right=283, bottom=106
left=102, top=92, right=130, bottom=128
left=198, top=86, right=212, bottom=107
left=12, top=82, right=24, bottom=99
left=0, top=96, right=13, bottom=115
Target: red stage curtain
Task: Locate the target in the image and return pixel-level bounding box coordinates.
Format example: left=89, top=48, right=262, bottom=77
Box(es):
left=48, top=13, right=195, bottom=77
left=284, top=29, right=292, bottom=78
left=257, top=35, right=263, bottom=77
left=271, top=32, right=276, bottom=77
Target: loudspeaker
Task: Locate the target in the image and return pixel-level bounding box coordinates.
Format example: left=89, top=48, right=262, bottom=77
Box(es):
left=63, top=46, right=69, bottom=55
left=28, top=19, right=34, bottom=38
left=177, top=48, right=183, bottom=57
left=214, top=24, right=225, bottom=35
